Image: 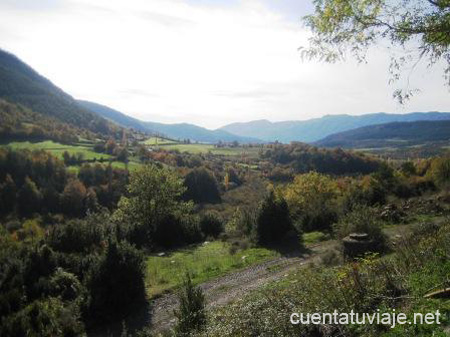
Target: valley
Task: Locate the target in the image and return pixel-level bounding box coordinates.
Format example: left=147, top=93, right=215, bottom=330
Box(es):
left=0, top=47, right=449, bottom=337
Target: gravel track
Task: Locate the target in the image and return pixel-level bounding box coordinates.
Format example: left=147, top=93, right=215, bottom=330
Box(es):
left=149, top=242, right=333, bottom=334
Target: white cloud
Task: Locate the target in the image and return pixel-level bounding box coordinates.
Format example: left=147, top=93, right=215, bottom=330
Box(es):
left=0, top=0, right=448, bottom=128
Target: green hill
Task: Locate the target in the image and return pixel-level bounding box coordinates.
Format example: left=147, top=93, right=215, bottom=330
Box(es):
left=316, top=120, right=450, bottom=148
left=0, top=49, right=112, bottom=136
left=78, top=100, right=261, bottom=144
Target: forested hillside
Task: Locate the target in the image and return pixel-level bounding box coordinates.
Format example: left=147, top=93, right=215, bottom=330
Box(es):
left=316, top=120, right=450, bottom=148
left=0, top=99, right=80, bottom=143
left=0, top=50, right=112, bottom=136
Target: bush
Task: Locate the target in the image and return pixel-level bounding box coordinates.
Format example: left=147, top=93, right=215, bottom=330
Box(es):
left=225, top=208, right=256, bottom=238
left=154, top=214, right=203, bottom=249
left=255, top=191, right=294, bottom=245
left=334, top=205, right=386, bottom=254
left=174, top=273, right=206, bottom=336
left=86, top=240, right=146, bottom=323
left=320, top=248, right=343, bottom=267
left=1, top=298, right=85, bottom=337
left=47, top=215, right=106, bottom=254
left=199, top=212, right=224, bottom=239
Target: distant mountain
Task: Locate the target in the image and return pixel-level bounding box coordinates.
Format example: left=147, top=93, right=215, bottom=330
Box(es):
left=220, top=113, right=450, bottom=143
left=0, top=49, right=112, bottom=135
left=79, top=100, right=260, bottom=144
left=316, top=120, right=450, bottom=148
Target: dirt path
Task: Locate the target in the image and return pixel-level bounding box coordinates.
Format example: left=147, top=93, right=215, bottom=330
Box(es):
left=149, top=241, right=334, bottom=334
left=149, top=223, right=419, bottom=334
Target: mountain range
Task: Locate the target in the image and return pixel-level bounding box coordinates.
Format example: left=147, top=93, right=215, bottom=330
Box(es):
left=316, top=120, right=450, bottom=148
left=77, top=100, right=259, bottom=143
left=1, top=48, right=449, bottom=146
left=219, top=113, right=450, bottom=143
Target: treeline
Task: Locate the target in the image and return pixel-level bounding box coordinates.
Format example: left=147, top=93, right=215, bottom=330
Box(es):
left=0, top=148, right=128, bottom=218
left=261, top=143, right=380, bottom=178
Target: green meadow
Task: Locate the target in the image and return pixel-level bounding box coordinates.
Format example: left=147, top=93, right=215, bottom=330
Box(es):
left=2, top=140, right=142, bottom=171
left=145, top=241, right=279, bottom=297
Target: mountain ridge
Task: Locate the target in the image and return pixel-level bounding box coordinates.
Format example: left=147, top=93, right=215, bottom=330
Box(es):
left=78, top=100, right=260, bottom=143
left=220, top=112, right=450, bottom=143
left=315, top=119, right=450, bottom=148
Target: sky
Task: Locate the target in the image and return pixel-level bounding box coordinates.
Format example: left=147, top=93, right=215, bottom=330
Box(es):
left=0, top=0, right=449, bottom=129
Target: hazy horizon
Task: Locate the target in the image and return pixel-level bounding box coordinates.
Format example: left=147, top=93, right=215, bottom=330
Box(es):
left=1, top=0, right=449, bottom=129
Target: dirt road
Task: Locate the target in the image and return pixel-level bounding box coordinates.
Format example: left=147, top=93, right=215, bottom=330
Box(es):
left=149, top=242, right=334, bottom=334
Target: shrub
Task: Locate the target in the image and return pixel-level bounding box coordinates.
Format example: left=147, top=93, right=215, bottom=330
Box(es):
left=86, top=240, right=146, bottom=323
left=320, top=248, right=343, bottom=267
left=174, top=273, right=206, bottom=336
left=428, top=156, right=450, bottom=186
left=334, top=205, right=386, bottom=254
left=255, top=191, right=294, bottom=245
left=199, top=212, right=224, bottom=239
left=225, top=208, right=256, bottom=238
left=154, top=214, right=203, bottom=248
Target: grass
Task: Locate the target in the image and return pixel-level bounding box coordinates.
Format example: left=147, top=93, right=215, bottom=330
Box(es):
left=141, top=137, right=177, bottom=145
left=2, top=140, right=142, bottom=171
left=201, top=217, right=450, bottom=336
left=153, top=143, right=261, bottom=157
left=145, top=241, right=279, bottom=297
left=4, top=140, right=112, bottom=160
left=303, top=231, right=330, bottom=245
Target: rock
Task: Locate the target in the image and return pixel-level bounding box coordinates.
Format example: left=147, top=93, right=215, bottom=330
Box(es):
left=157, top=252, right=165, bottom=257
left=342, top=232, right=378, bottom=258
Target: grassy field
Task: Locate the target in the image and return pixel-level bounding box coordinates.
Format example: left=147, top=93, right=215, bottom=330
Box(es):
left=141, top=137, right=177, bottom=146
left=2, top=140, right=142, bottom=171
left=151, top=143, right=261, bottom=157
left=4, top=140, right=112, bottom=160
left=145, top=241, right=279, bottom=297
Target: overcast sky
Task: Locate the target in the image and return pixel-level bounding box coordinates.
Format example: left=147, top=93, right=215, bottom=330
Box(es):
left=0, top=0, right=449, bottom=129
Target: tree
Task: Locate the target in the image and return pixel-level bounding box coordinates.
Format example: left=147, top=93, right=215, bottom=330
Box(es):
left=199, top=212, right=224, bottom=239
left=174, top=273, right=206, bottom=336
left=255, top=190, right=293, bottom=245
left=114, top=165, right=192, bottom=247
left=284, top=172, right=339, bottom=231
left=61, top=179, right=87, bottom=216
left=184, top=167, right=221, bottom=204
left=302, top=0, right=450, bottom=102
left=0, top=174, right=16, bottom=214
left=86, top=240, right=145, bottom=323
left=429, top=156, right=450, bottom=186
left=105, top=138, right=117, bottom=155
left=17, top=176, right=42, bottom=216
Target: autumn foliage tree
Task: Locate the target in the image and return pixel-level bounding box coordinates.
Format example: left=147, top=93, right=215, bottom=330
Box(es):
left=284, top=172, right=339, bottom=232
left=61, top=179, right=87, bottom=216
